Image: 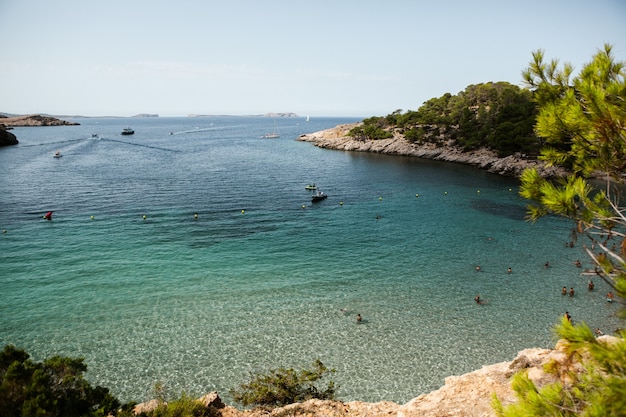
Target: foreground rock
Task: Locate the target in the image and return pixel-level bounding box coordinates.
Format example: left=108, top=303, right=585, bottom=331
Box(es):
left=0, top=126, right=18, bottom=146
left=0, top=114, right=79, bottom=127
left=298, top=123, right=567, bottom=178
left=134, top=337, right=618, bottom=416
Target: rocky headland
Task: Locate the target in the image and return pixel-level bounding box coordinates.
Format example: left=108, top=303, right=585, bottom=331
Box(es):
left=135, top=337, right=619, bottom=417
left=298, top=123, right=568, bottom=178
left=0, top=114, right=79, bottom=127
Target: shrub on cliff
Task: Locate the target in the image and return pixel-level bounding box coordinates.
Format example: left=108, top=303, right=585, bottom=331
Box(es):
left=229, top=359, right=337, bottom=408
left=0, top=344, right=120, bottom=417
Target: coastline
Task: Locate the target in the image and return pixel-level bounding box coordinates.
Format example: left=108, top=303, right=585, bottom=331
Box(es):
left=138, top=337, right=620, bottom=417
left=297, top=123, right=567, bottom=178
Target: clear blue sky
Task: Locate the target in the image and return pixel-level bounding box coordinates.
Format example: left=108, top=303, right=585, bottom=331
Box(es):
left=1, top=0, right=625, bottom=117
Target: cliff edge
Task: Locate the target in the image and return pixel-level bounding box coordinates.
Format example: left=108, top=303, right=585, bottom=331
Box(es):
left=298, top=123, right=567, bottom=178
left=136, top=337, right=621, bottom=417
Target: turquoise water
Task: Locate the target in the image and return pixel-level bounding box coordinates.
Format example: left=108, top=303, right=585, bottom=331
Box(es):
left=0, top=117, right=621, bottom=404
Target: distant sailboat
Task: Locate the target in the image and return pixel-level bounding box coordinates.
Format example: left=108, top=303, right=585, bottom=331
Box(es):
left=306, top=115, right=310, bottom=122
left=263, top=119, right=280, bottom=138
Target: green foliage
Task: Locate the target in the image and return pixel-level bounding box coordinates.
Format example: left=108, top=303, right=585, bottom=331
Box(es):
left=522, top=44, right=626, bottom=176
left=229, top=359, right=337, bottom=408
left=348, top=116, right=393, bottom=140
left=519, top=45, right=626, bottom=313
left=511, top=44, right=626, bottom=416
left=134, top=393, right=219, bottom=417
left=359, top=82, right=540, bottom=154
left=0, top=344, right=121, bottom=417
left=492, top=320, right=626, bottom=417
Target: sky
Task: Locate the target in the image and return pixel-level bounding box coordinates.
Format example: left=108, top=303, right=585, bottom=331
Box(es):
left=1, top=0, right=625, bottom=118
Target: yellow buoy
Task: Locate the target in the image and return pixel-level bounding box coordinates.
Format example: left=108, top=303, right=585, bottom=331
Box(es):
left=241, top=210, right=245, bottom=214
left=194, top=213, right=198, bottom=219
left=302, top=205, right=306, bottom=209
left=444, top=192, right=448, bottom=195
left=379, top=197, right=382, bottom=201
left=339, top=201, right=343, bottom=206
left=143, top=215, right=147, bottom=220
left=415, top=193, right=419, bottom=198
left=90, top=215, right=95, bottom=220
left=477, top=190, right=480, bottom=193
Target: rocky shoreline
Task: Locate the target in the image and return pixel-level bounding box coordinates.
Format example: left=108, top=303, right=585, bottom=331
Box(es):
left=136, top=337, right=619, bottom=417
left=297, top=123, right=568, bottom=178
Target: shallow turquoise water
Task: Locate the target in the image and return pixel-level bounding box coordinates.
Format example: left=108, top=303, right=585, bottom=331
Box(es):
left=0, top=117, right=621, bottom=403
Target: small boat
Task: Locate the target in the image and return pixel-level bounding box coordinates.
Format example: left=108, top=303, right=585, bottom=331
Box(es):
left=305, top=184, right=317, bottom=190
left=263, top=119, right=279, bottom=138
left=53, top=150, right=62, bottom=158
left=311, top=191, right=327, bottom=202
left=121, top=128, right=135, bottom=135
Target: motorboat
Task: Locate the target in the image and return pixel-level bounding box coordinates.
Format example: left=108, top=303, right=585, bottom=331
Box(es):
left=53, top=150, right=62, bottom=158
left=121, top=128, right=135, bottom=135
left=311, top=191, right=327, bottom=202
left=305, top=184, right=317, bottom=190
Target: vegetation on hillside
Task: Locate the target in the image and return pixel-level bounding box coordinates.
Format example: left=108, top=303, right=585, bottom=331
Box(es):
left=348, top=81, right=539, bottom=157
left=229, top=359, right=336, bottom=408
left=0, top=344, right=120, bottom=417
left=495, top=44, right=626, bottom=416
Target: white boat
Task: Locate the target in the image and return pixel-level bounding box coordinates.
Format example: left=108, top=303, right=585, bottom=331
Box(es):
left=53, top=150, right=62, bottom=158
left=306, top=115, right=310, bottom=122
left=263, top=119, right=279, bottom=138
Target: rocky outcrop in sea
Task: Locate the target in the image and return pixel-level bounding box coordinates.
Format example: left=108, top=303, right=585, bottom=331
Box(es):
left=298, top=123, right=567, bottom=178
left=0, top=126, right=18, bottom=147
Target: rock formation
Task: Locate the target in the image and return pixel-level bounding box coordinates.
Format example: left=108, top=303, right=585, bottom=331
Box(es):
left=132, top=336, right=619, bottom=417
left=298, top=123, right=567, bottom=178
left=0, top=126, right=18, bottom=146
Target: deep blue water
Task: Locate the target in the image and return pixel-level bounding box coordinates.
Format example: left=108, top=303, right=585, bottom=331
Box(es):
left=0, top=116, right=621, bottom=404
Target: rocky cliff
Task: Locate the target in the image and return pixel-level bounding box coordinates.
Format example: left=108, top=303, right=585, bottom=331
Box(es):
left=136, top=337, right=619, bottom=417
left=298, top=123, right=567, bottom=178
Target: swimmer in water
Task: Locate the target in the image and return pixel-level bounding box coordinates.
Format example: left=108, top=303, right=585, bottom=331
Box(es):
left=356, top=314, right=362, bottom=323
left=564, top=311, right=572, bottom=322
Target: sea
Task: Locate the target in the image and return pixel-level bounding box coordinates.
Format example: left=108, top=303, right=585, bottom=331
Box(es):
left=0, top=116, right=621, bottom=405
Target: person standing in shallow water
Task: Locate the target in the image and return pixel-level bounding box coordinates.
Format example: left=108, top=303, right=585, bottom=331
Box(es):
left=562, top=286, right=567, bottom=296
left=569, top=287, right=575, bottom=297
left=356, top=314, right=362, bottom=323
